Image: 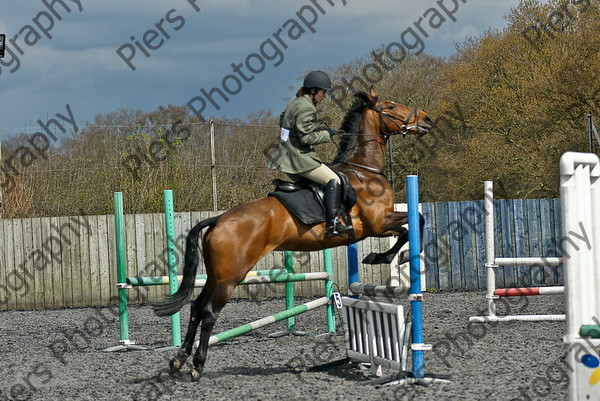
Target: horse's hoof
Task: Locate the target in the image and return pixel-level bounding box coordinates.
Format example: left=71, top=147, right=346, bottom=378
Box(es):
left=398, top=250, right=409, bottom=264
left=156, top=370, right=170, bottom=383
left=170, top=358, right=183, bottom=374
left=362, top=252, right=378, bottom=264
left=190, top=368, right=202, bottom=382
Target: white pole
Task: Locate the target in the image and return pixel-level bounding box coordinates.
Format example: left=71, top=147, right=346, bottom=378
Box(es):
left=469, top=314, right=565, bottom=323
left=484, top=181, right=497, bottom=317
left=494, top=257, right=562, bottom=266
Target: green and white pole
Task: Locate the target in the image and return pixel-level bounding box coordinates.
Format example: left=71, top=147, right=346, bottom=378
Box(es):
left=323, top=248, right=335, bottom=333
left=114, top=192, right=131, bottom=345
left=284, top=250, right=295, bottom=331
left=103, top=192, right=146, bottom=351
left=164, top=190, right=181, bottom=347
left=206, top=297, right=330, bottom=346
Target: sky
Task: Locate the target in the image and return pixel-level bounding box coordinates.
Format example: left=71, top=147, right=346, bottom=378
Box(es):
left=0, top=0, right=523, bottom=138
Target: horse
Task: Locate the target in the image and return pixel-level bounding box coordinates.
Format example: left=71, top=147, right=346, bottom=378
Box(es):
left=153, top=87, right=433, bottom=381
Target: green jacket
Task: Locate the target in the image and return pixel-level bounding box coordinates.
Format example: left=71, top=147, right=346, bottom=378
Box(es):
left=268, top=94, right=331, bottom=174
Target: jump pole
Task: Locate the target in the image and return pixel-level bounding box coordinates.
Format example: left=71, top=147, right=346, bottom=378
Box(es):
left=284, top=251, right=295, bottom=331
left=128, top=270, right=329, bottom=286
left=347, top=243, right=359, bottom=299
left=102, top=193, right=146, bottom=352
left=127, top=268, right=303, bottom=285
left=324, top=248, right=335, bottom=333
left=202, top=297, right=331, bottom=346
left=164, top=190, right=181, bottom=348
left=407, top=175, right=425, bottom=379
left=115, top=193, right=132, bottom=346
left=269, top=249, right=335, bottom=337
left=130, top=252, right=335, bottom=345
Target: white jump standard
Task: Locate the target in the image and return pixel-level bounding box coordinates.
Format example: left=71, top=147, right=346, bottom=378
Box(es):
left=469, top=181, right=565, bottom=323
left=559, top=152, right=600, bottom=401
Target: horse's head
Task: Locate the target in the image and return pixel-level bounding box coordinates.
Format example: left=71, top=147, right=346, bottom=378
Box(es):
left=335, top=87, right=433, bottom=171
left=358, top=87, right=432, bottom=137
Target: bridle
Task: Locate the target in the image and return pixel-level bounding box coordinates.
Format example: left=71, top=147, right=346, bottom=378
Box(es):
left=370, top=97, right=421, bottom=139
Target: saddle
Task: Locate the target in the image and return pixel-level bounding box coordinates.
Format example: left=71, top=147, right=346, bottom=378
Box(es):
left=268, top=172, right=357, bottom=241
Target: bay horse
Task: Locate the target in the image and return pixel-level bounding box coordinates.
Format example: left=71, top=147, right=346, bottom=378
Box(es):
left=153, top=87, right=432, bottom=381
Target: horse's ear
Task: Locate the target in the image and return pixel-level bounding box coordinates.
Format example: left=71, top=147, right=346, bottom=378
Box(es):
left=355, top=92, right=371, bottom=103
left=369, top=86, right=378, bottom=97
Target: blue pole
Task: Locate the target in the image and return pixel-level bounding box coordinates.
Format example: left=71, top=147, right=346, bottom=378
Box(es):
left=407, top=175, right=424, bottom=379
left=347, top=243, right=359, bottom=298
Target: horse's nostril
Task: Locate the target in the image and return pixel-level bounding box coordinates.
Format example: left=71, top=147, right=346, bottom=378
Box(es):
left=425, top=116, right=433, bottom=125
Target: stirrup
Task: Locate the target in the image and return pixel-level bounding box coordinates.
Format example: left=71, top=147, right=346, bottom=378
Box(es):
left=327, top=217, right=352, bottom=237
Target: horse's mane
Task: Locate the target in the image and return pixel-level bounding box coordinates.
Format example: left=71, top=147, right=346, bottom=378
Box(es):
left=334, top=93, right=375, bottom=163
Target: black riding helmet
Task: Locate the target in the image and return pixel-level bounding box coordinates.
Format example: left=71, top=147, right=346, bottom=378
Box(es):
left=303, top=70, right=332, bottom=90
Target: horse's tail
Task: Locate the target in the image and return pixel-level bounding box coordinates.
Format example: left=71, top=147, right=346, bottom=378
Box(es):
left=152, top=216, right=220, bottom=317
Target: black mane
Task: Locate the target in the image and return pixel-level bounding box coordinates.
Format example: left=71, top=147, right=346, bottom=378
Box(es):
left=333, top=93, right=375, bottom=163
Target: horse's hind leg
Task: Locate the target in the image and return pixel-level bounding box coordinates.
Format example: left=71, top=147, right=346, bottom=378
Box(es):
left=170, top=282, right=214, bottom=373
left=190, top=282, right=236, bottom=381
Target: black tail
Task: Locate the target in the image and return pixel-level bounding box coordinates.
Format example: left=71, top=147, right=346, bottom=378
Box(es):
left=152, top=216, right=219, bottom=317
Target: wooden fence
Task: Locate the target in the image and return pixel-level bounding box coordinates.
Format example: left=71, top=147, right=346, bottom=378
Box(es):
left=0, top=210, right=393, bottom=311
left=0, top=198, right=565, bottom=311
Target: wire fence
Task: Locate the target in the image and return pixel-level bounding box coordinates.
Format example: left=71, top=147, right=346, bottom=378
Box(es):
left=0, top=119, right=352, bottom=217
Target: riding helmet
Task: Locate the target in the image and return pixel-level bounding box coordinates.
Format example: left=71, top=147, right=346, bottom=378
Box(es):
left=303, top=70, right=332, bottom=90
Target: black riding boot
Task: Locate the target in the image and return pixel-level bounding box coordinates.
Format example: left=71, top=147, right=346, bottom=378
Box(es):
left=325, top=179, right=350, bottom=237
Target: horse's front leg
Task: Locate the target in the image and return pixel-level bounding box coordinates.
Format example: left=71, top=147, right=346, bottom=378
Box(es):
left=363, top=211, right=424, bottom=265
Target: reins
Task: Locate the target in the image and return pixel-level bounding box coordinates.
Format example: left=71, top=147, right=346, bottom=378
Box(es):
left=325, top=121, right=367, bottom=182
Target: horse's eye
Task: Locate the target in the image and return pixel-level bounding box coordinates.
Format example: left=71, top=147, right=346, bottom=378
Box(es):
left=388, top=105, right=396, bottom=110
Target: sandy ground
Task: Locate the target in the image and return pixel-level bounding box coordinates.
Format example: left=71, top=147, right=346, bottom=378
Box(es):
left=0, top=291, right=568, bottom=401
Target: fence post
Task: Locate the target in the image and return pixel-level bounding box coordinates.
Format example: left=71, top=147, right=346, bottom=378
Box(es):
left=210, top=118, right=218, bottom=211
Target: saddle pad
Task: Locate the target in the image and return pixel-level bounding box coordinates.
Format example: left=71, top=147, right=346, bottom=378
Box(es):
left=268, top=189, right=326, bottom=225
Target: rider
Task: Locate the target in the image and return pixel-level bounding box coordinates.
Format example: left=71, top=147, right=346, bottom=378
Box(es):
left=268, top=70, right=350, bottom=237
